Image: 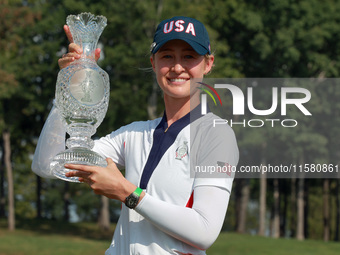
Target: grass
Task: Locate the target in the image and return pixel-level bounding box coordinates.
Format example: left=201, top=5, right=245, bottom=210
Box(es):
left=0, top=219, right=112, bottom=255
left=208, top=232, right=340, bottom=255
left=1, top=219, right=340, bottom=255
left=0, top=230, right=109, bottom=255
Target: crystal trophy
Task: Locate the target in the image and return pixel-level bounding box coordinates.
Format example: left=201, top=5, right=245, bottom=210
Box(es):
left=51, top=13, right=110, bottom=182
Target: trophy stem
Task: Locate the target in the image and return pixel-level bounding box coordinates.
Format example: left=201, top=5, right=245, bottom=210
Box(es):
left=66, top=122, right=96, bottom=149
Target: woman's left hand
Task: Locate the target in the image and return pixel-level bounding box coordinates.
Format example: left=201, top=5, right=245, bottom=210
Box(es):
left=65, top=158, right=137, bottom=202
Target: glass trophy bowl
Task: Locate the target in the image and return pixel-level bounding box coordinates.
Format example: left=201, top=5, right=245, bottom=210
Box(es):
left=51, top=13, right=110, bottom=182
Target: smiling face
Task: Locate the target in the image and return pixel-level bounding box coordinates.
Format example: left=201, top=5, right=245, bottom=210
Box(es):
left=150, top=40, right=214, bottom=104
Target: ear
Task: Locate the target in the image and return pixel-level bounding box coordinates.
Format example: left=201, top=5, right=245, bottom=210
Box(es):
left=204, top=55, right=214, bottom=75
left=150, top=55, right=156, bottom=72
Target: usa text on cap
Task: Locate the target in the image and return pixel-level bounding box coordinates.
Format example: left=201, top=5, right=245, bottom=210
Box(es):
left=151, top=16, right=211, bottom=55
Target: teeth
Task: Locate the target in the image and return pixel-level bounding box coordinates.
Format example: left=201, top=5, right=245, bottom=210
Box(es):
left=170, top=78, right=187, bottom=82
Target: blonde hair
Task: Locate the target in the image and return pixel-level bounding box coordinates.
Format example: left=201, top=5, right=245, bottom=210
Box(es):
left=204, top=53, right=215, bottom=75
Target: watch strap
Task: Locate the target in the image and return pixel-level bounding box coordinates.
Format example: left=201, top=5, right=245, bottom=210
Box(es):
left=133, top=187, right=143, bottom=196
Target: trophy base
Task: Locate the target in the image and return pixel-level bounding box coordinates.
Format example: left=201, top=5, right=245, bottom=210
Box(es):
left=51, top=147, right=107, bottom=183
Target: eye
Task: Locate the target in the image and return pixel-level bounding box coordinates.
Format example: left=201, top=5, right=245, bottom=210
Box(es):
left=162, top=54, right=172, bottom=59
left=184, top=55, right=194, bottom=59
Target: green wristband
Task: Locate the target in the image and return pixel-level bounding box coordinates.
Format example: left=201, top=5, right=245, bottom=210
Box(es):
left=125, top=187, right=143, bottom=209
left=134, top=187, right=143, bottom=196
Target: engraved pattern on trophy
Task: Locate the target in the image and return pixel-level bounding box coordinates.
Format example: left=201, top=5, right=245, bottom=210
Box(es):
left=51, top=13, right=110, bottom=182
left=80, top=70, right=96, bottom=103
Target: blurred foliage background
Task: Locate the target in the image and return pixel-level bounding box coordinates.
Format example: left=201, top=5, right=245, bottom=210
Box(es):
left=0, top=0, right=339, bottom=243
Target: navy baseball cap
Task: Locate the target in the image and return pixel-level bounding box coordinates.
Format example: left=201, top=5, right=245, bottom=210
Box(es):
left=150, top=16, right=211, bottom=55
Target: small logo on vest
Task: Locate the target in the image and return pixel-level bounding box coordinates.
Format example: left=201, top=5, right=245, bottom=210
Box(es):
left=175, top=141, right=188, bottom=160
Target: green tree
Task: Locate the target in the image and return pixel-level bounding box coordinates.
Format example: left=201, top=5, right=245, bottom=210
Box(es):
left=207, top=0, right=340, bottom=240
left=0, top=0, right=43, bottom=231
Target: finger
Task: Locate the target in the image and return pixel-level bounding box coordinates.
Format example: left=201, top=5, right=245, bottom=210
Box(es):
left=64, top=25, right=74, bottom=43
left=78, top=177, right=93, bottom=185
left=106, top=157, right=114, bottom=164
left=65, top=170, right=91, bottom=178
left=68, top=43, right=82, bottom=54
left=64, top=163, right=96, bottom=173
left=61, top=53, right=79, bottom=60
left=106, top=158, right=118, bottom=168
left=58, top=57, right=74, bottom=69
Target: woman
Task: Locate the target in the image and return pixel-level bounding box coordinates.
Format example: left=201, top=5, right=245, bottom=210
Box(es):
left=33, top=16, right=239, bottom=255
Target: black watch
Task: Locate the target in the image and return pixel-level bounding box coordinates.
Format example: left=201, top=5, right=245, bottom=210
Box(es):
left=125, top=187, right=143, bottom=209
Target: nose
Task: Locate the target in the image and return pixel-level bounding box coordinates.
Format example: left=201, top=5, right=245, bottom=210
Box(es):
left=172, top=62, right=185, bottom=74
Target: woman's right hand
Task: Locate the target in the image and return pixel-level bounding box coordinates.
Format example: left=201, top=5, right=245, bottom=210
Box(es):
left=58, top=25, right=101, bottom=69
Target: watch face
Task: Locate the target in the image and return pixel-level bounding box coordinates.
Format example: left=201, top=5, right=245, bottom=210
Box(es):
left=125, top=193, right=138, bottom=209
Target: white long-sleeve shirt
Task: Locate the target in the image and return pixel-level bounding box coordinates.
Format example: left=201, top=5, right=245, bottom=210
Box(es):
left=32, top=105, right=239, bottom=255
